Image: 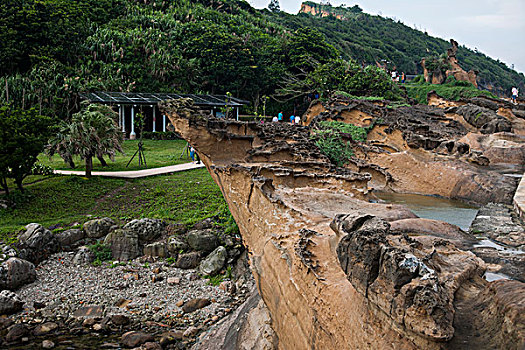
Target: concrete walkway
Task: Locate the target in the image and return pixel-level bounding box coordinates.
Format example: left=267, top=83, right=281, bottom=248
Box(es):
left=54, top=162, right=205, bottom=179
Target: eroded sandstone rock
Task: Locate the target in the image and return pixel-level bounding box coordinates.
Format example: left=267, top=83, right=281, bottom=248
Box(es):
left=160, top=98, right=525, bottom=349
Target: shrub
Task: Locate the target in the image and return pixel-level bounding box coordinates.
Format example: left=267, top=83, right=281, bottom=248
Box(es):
left=88, top=241, right=112, bottom=265
left=312, top=121, right=370, bottom=167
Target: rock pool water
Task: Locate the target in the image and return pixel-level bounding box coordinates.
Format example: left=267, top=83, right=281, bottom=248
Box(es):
left=374, top=192, right=479, bottom=231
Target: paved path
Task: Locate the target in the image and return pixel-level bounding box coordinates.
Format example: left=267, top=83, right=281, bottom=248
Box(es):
left=54, top=162, right=205, bottom=179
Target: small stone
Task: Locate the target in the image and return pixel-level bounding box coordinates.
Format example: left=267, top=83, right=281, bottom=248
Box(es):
left=167, top=277, right=180, bottom=285
left=111, top=314, right=130, bottom=326
left=211, top=316, right=219, bottom=322
left=159, top=330, right=184, bottom=347
left=219, top=281, right=236, bottom=295
left=73, top=305, right=104, bottom=318
left=33, top=322, right=58, bottom=336
left=182, top=298, right=211, bottom=313
left=121, top=331, right=154, bottom=348
left=82, top=318, right=96, bottom=327
left=152, top=267, right=162, bottom=274
left=6, top=323, right=29, bottom=342
left=175, top=300, right=184, bottom=307
left=183, top=326, right=198, bottom=338
left=143, top=342, right=162, bottom=350
left=42, top=339, right=55, bottom=348
left=151, top=275, right=164, bottom=283
left=115, top=299, right=131, bottom=308
left=33, top=301, right=46, bottom=309
left=93, top=323, right=104, bottom=331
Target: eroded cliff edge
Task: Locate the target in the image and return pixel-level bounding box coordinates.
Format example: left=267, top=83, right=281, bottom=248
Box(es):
left=160, top=98, right=524, bottom=350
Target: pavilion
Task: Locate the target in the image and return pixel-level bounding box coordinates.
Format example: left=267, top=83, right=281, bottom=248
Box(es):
left=80, top=91, right=248, bottom=139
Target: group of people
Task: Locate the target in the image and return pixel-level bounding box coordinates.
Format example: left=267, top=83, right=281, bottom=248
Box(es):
left=391, top=70, right=406, bottom=83
left=272, top=111, right=301, bottom=125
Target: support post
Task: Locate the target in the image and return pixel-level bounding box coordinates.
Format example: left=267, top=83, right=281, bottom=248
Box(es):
left=152, top=105, right=156, bottom=132
left=130, top=105, right=136, bottom=140
left=118, top=105, right=122, bottom=127
left=236, top=107, right=239, bottom=121
left=122, top=105, right=126, bottom=136
left=163, top=115, right=166, bottom=132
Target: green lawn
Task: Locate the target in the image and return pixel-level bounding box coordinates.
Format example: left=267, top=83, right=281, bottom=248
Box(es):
left=0, top=168, right=229, bottom=239
left=38, top=139, right=190, bottom=172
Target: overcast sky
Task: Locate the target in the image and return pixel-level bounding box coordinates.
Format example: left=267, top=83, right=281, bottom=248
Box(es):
left=247, top=0, right=525, bottom=75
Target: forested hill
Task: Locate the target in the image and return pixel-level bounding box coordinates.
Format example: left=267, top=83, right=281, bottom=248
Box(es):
left=282, top=1, right=523, bottom=94
left=0, top=0, right=523, bottom=119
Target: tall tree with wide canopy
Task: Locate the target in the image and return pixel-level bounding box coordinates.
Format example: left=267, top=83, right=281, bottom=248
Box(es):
left=0, top=105, right=53, bottom=194
left=47, top=103, right=123, bottom=178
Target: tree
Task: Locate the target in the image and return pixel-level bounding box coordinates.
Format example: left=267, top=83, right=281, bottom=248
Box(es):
left=47, top=103, right=123, bottom=178
left=268, top=0, right=280, bottom=12
left=0, top=105, right=53, bottom=194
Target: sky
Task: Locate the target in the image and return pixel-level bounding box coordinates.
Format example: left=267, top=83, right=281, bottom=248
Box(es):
left=247, top=0, right=525, bottom=75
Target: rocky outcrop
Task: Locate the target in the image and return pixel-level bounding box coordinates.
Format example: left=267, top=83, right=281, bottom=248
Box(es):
left=422, top=39, right=478, bottom=87
left=304, top=97, right=520, bottom=204
left=160, top=98, right=525, bottom=349
left=16, top=223, right=60, bottom=264
left=83, top=217, right=117, bottom=239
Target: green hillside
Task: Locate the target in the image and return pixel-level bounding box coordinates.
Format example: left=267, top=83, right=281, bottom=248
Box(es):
left=274, top=1, right=523, bottom=95
left=0, top=0, right=522, bottom=119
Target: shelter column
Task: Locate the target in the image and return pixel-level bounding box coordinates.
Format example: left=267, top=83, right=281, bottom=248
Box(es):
left=163, top=115, right=166, bottom=132
left=122, top=105, right=126, bottom=134
left=130, top=105, right=136, bottom=140
left=152, top=105, right=156, bottom=133
left=118, top=105, right=122, bottom=127
left=236, top=107, right=239, bottom=121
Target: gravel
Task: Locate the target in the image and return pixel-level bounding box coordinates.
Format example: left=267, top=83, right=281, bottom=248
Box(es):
left=16, top=252, right=243, bottom=328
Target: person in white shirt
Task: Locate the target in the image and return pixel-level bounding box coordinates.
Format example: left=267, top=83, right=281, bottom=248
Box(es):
left=272, top=116, right=278, bottom=122
left=294, top=115, right=300, bottom=125
left=511, top=87, right=519, bottom=104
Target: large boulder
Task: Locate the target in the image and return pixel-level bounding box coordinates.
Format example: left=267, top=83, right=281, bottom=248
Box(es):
left=186, top=229, right=219, bottom=253
left=104, top=229, right=141, bottom=261
left=143, top=242, right=168, bottom=258
left=0, top=290, right=24, bottom=315
left=123, top=218, right=167, bottom=243
left=0, top=258, right=36, bottom=290
left=55, top=229, right=85, bottom=250
left=167, top=236, right=189, bottom=256
left=16, top=223, right=60, bottom=264
left=199, top=246, right=227, bottom=276
left=83, top=218, right=117, bottom=239
left=175, top=252, right=201, bottom=269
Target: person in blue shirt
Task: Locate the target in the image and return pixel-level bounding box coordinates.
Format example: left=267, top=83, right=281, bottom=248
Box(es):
left=289, top=114, right=295, bottom=124
left=278, top=111, right=283, bottom=121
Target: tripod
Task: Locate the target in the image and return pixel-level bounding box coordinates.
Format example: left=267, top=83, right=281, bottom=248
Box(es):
left=126, top=141, right=147, bottom=168
left=179, top=142, right=190, bottom=160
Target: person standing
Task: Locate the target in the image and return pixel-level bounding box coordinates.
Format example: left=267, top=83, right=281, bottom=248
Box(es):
left=295, top=115, right=300, bottom=125
left=289, top=114, right=295, bottom=124
left=512, top=87, right=519, bottom=104
left=278, top=111, right=283, bottom=122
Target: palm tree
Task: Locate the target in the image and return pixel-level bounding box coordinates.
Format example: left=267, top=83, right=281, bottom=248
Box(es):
left=47, top=102, right=123, bottom=178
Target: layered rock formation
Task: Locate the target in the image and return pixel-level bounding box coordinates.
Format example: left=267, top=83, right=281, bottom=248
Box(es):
left=422, top=39, right=478, bottom=87
left=160, top=98, right=525, bottom=349
left=304, top=96, right=525, bottom=204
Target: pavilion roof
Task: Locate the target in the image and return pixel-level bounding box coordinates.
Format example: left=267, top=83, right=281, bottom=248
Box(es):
left=80, top=91, right=248, bottom=107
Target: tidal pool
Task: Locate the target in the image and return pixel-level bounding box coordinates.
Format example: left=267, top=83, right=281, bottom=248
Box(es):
left=374, top=192, right=479, bottom=231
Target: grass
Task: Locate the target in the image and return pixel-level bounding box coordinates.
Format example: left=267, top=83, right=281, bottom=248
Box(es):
left=38, top=139, right=190, bottom=172
left=405, top=79, right=496, bottom=105
left=0, top=168, right=229, bottom=238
